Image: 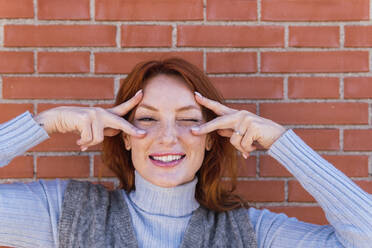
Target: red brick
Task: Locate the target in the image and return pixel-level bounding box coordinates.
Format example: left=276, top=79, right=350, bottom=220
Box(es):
left=344, top=77, right=372, bottom=99
left=266, top=206, right=327, bottom=225
left=345, top=26, right=372, bottom=47
left=344, top=130, right=372, bottom=151
left=0, top=0, right=33, bottom=18
left=95, top=52, right=203, bottom=74
left=3, top=77, right=114, bottom=100
left=260, top=103, right=368, bottom=125
left=4, top=25, right=116, bottom=47
left=0, top=104, right=33, bottom=123
left=355, top=181, right=372, bottom=194
left=288, top=77, right=339, bottom=99
left=178, top=25, right=284, bottom=47
left=0, top=52, right=33, bottom=73
left=94, top=155, right=116, bottom=177
left=206, top=0, right=257, bottom=21
left=37, top=156, right=90, bottom=178
left=236, top=155, right=256, bottom=177
left=261, top=51, right=369, bottom=73
left=121, top=25, right=172, bottom=47
left=288, top=180, right=315, bottom=202
left=206, top=52, right=257, bottom=73
left=0, top=156, right=33, bottom=178
left=31, top=133, right=101, bottom=152
left=38, top=52, right=90, bottom=73
left=37, top=103, right=88, bottom=113
left=236, top=180, right=284, bottom=202
left=323, top=155, right=369, bottom=177
left=293, top=129, right=339, bottom=151
left=210, top=77, right=283, bottom=100
left=95, top=0, right=203, bottom=21
left=259, top=155, right=292, bottom=177
left=225, top=103, right=257, bottom=114
left=289, top=26, right=339, bottom=48
left=38, top=0, right=90, bottom=20
left=262, top=0, right=369, bottom=21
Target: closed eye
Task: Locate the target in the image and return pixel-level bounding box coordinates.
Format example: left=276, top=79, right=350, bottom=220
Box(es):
left=137, top=117, right=156, bottom=122
left=179, top=119, right=201, bottom=122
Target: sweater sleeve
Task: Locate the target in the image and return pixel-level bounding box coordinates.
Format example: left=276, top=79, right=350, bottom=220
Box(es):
left=0, top=111, right=49, bottom=167
left=248, top=130, right=372, bottom=248
left=0, top=112, right=66, bottom=247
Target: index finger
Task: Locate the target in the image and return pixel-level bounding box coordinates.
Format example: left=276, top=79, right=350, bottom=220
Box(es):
left=109, top=89, right=143, bottom=116
left=194, top=92, right=235, bottom=116
left=104, top=112, right=146, bottom=137
left=191, top=115, right=234, bottom=135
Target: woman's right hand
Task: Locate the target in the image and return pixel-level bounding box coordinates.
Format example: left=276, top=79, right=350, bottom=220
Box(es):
left=33, top=90, right=146, bottom=151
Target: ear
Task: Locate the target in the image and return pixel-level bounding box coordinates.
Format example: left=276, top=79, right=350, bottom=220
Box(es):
left=205, top=134, right=212, bottom=151
left=122, top=133, right=132, bottom=151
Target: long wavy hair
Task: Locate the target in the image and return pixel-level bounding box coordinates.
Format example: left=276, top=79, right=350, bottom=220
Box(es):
left=102, top=57, right=246, bottom=212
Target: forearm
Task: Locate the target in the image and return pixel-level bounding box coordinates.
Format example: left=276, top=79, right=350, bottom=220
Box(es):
left=268, top=130, right=372, bottom=247
left=0, top=111, right=49, bottom=167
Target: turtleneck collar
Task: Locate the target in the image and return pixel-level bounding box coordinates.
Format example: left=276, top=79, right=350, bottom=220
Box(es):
left=128, top=171, right=200, bottom=217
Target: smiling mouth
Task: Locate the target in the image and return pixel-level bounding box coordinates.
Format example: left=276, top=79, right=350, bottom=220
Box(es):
left=149, top=154, right=186, bottom=163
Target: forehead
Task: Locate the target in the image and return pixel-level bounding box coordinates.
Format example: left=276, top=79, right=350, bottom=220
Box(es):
left=141, top=74, right=199, bottom=110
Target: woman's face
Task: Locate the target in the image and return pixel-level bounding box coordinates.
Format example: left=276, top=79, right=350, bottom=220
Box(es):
left=123, top=74, right=210, bottom=187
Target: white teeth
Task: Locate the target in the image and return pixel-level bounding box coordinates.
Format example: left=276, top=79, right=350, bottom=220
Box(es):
left=151, top=155, right=183, bottom=162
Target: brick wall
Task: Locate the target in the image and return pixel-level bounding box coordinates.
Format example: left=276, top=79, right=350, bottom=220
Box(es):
left=0, top=0, right=371, bottom=231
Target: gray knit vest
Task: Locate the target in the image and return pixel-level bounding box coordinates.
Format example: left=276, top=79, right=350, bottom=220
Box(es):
left=58, top=180, right=257, bottom=248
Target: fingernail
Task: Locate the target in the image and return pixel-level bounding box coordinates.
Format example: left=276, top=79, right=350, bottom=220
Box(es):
left=191, top=126, right=200, bottom=132
left=135, top=89, right=143, bottom=96
left=194, top=91, right=202, bottom=98
left=81, top=147, right=87, bottom=152
left=243, top=153, right=248, bottom=159
left=136, top=129, right=146, bottom=135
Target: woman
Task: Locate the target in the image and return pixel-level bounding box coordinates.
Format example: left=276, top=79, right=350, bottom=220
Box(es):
left=0, top=58, right=371, bottom=247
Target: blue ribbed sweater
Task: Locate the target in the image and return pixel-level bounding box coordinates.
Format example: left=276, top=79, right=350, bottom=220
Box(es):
left=0, top=112, right=371, bottom=247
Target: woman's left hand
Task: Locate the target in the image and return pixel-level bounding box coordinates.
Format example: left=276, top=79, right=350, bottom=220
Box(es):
left=191, top=92, right=286, bottom=158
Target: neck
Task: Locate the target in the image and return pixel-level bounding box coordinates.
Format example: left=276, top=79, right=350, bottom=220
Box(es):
left=128, top=171, right=200, bottom=217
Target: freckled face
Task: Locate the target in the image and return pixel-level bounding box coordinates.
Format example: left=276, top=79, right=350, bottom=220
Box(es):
left=123, top=74, right=209, bottom=188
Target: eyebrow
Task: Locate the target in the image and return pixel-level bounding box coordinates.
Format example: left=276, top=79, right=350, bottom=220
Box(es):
left=137, top=103, right=201, bottom=112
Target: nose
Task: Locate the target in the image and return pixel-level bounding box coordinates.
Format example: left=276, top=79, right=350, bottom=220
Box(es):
left=158, top=121, right=178, bottom=146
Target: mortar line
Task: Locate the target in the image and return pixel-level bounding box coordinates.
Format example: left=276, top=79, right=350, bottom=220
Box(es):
left=339, top=128, right=344, bottom=151
left=33, top=0, right=38, bottom=21
left=339, top=77, right=344, bottom=99
left=257, top=0, right=261, bottom=22
left=116, top=24, right=121, bottom=48
left=284, top=24, right=289, bottom=48
left=283, top=76, right=288, bottom=100
left=172, top=24, right=177, bottom=48
left=203, top=0, right=207, bottom=22
left=339, top=24, right=345, bottom=48
left=90, top=51, right=94, bottom=73
left=90, top=0, right=95, bottom=21
left=0, top=25, right=3, bottom=46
